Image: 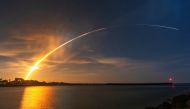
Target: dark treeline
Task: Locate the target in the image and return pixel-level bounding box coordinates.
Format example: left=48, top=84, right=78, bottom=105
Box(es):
left=0, top=78, right=178, bottom=87
left=0, top=78, right=67, bottom=86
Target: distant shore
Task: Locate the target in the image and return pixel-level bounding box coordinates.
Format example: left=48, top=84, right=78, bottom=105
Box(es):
left=1, top=77, right=190, bottom=87
left=0, top=83, right=175, bottom=87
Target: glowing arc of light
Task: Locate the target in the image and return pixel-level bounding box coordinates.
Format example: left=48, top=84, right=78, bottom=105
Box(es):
left=136, top=24, right=179, bottom=30
left=25, top=28, right=106, bottom=80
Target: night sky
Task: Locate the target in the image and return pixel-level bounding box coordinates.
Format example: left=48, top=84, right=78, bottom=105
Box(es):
left=0, top=0, right=190, bottom=83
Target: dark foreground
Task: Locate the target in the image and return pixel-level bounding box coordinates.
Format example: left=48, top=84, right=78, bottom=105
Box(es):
left=146, top=93, right=190, bottom=109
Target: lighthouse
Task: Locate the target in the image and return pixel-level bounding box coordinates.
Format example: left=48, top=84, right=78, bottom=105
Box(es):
left=168, top=73, right=175, bottom=88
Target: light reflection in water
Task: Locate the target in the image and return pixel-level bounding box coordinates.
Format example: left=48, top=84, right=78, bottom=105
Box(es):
left=20, top=86, right=54, bottom=109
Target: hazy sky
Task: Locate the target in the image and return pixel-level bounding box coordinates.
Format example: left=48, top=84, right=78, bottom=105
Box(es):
left=0, top=0, right=190, bottom=83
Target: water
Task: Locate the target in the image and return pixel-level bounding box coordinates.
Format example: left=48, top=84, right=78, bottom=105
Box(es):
left=0, top=85, right=190, bottom=109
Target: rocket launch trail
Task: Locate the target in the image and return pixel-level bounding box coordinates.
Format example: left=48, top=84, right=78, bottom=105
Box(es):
left=25, top=24, right=179, bottom=80
left=25, top=28, right=106, bottom=80
left=136, top=24, right=179, bottom=30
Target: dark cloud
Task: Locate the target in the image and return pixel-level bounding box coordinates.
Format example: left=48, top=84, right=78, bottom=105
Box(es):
left=0, top=55, right=16, bottom=62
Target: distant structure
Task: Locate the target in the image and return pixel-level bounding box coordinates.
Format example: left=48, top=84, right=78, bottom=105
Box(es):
left=168, top=73, right=175, bottom=88
left=14, top=78, right=25, bottom=85
left=15, top=78, right=24, bottom=82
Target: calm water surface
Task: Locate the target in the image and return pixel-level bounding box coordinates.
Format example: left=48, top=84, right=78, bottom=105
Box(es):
left=0, top=85, right=190, bottom=109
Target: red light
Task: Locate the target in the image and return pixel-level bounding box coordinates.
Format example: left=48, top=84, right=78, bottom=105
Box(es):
left=169, top=77, right=173, bottom=81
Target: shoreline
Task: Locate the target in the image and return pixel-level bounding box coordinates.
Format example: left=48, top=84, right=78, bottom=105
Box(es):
left=1, top=83, right=190, bottom=87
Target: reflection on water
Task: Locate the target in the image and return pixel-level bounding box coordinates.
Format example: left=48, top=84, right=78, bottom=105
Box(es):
left=0, top=86, right=190, bottom=109
left=20, top=86, right=54, bottom=109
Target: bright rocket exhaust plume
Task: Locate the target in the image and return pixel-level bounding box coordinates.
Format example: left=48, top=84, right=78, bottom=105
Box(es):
left=136, top=24, right=179, bottom=30
left=25, top=28, right=106, bottom=80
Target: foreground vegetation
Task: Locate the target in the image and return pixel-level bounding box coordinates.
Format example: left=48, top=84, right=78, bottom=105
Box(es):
left=146, top=93, right=190, bottom=109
